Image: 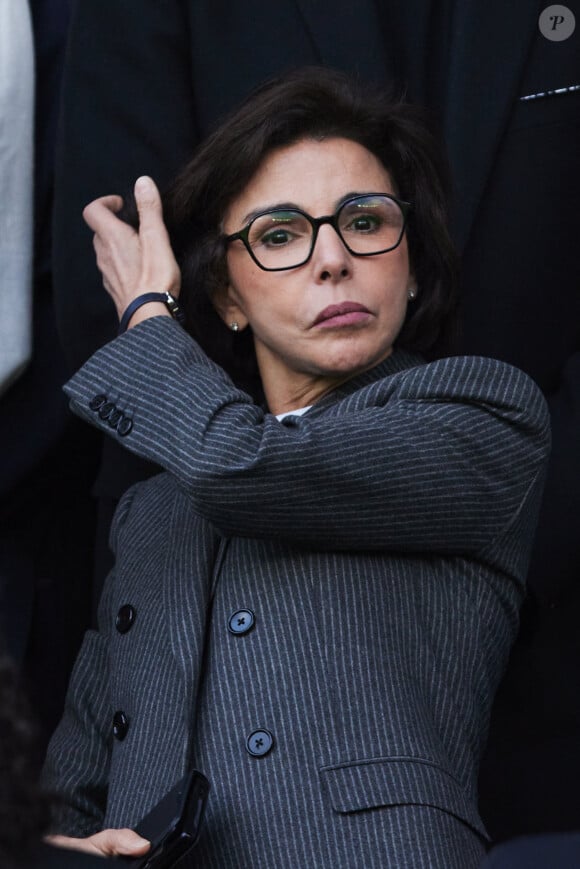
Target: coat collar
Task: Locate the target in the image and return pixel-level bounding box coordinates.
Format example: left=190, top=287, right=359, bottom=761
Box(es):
left=304, top=347, right=424, bottom=416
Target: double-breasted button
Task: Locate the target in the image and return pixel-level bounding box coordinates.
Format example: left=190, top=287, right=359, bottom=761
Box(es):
left=89, top=394, right=107, bottom=411
left=108, top=408, right=123, bottom=429
left=98, top=401, right=116, bottom=421
left=246, top=729, right=274, bottom=757
left=115, top=604, right=136, bottom=634
left=112, top=710, right=129, bottom=741
left=117, top=415, right=133, bottom=437
left=228, top=609, right=255, bottom=635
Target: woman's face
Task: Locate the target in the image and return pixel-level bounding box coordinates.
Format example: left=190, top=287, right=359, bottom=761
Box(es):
left=218, top=137, right=415, bottom=412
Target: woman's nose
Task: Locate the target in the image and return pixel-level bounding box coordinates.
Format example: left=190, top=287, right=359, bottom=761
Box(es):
left=311, top=223, right=351, bottom=282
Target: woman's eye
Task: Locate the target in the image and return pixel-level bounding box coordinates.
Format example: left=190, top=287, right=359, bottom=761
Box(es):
left=349, top=214, right=381, bottom=232
left=260, top=228, right=293, bottom=246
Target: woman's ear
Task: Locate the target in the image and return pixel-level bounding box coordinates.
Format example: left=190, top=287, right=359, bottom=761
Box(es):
left=211, top=284, right=250, bottom=331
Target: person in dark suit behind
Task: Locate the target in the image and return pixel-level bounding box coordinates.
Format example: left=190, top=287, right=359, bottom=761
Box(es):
left=43, top=70, right=550, bottom=868
left=0, top=0, right=99, bottom=748
left=52, top=0, right=580, bottom=841
left=481, top=833, right=580, bottom=868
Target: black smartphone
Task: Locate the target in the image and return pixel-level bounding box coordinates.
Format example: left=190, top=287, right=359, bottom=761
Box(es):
left=116, top=769, right=209, bottom=868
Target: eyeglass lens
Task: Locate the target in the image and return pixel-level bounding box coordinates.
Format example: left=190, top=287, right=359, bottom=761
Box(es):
left=246, top=195, right=405, bottom=269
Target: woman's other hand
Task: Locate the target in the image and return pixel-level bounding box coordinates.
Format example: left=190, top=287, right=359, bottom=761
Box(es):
left=46, top=828, right=150, bottom=858
left=83, top=176, right=181, bottom=329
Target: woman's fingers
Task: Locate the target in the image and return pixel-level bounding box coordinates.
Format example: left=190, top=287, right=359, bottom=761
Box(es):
left=87, top=828, right=151, bottom=857
left=81, top=177, right=181, bottom=323
left=134, top=176, right=181, bottom=297
left=82, top=195, right=125, bottom=233
left=83, top=198, right=142, bottom=316
left=46, top=828, right=150, bottom=857
left=134, top=176, right=164, bottom=232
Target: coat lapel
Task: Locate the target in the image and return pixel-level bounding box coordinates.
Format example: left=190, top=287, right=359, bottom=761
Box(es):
left=443, top=0, right=539, bottom=250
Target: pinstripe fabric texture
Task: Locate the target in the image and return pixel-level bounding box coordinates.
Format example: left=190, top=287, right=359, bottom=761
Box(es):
left=43, top=317, right=550, bottom=867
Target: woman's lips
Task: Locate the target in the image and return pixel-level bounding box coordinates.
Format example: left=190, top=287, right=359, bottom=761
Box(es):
left=312, top=302, right=372, bottom=328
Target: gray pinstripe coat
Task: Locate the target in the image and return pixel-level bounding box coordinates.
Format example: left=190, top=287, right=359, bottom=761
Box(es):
left=43, top=318, right=550, bottom=868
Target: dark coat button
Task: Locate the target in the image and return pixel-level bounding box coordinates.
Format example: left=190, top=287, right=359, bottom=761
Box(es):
left=108, top=408, right=123, bottom=429
left=246, top=729, right=274, bottom=757
left=112, top=710, right=129, bottom=741
left=89, top=394, right=107, bottom=411
left=98, top=401, right=115, bottom=420
left=115, top=604, right=136, bottom=634
left=117, top=415, right=133, bottom=437
left=228, top=609, right=255, bottom=635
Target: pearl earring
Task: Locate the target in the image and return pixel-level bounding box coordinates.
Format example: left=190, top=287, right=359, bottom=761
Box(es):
left=408, top=287, right=417, bottom=301
left=230, top=321, right=240, bottom=332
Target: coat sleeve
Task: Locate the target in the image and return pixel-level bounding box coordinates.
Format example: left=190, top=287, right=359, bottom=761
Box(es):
left=64, top=316, right=550, bottom=555
left=41, top=489, right=136, bottom=836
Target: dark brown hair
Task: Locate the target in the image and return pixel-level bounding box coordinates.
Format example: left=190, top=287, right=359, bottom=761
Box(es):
left=157, top=67, right=459, bottom=393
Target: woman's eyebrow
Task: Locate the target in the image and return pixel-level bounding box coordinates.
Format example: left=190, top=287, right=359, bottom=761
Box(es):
left=335, top=191, right=391, bottom=209
left=336, top=191, right=366, bottom=207
left=241, top=202, right=301, bottom=224
left=241, top=191, right=390, bottom=225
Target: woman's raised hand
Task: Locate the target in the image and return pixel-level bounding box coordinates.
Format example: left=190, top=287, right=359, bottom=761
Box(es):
left=83, top=176, right=181, bottom=328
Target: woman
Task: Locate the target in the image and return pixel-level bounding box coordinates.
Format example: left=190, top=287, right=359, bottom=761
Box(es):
left=43, top=69, right=550, bottom=867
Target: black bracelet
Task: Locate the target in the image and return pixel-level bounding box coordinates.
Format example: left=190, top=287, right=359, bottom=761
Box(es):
left=118, top=292, right=185, bottom=335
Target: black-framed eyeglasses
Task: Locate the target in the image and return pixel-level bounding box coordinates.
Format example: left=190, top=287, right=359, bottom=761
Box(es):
left=223, top=193, right=411, bottom=271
